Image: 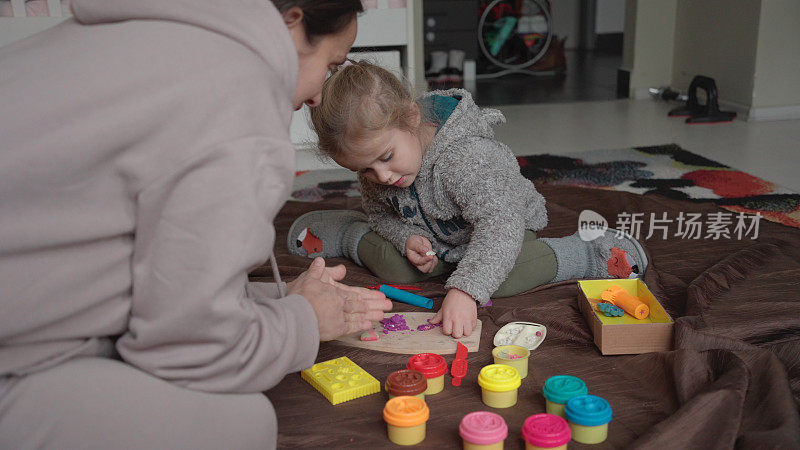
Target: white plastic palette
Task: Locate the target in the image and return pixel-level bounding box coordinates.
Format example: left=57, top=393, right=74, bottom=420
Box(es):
left=493, top=321, right=547, bottom=350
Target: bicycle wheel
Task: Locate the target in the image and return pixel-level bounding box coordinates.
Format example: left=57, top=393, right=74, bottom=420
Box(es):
left=478, top=0, right=553, bottom=70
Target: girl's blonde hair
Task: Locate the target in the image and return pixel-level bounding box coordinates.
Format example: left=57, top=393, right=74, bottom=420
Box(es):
left=309, top=60, right=421, bottom=159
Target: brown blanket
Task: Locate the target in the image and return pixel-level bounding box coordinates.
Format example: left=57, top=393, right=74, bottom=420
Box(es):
left=256, top=184, right=800, bottom=448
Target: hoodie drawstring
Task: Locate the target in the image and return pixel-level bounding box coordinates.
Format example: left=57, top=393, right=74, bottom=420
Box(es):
left=268, top=252, right=286, bottom=298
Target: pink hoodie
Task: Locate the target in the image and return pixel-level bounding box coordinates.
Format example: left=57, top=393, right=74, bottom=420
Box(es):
left=0, top=0, right=320, bottom=393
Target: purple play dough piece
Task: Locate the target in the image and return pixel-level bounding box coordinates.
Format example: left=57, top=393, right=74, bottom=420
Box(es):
left=380, top=314, right=443, bottom=333
left=416, top=318, right=443, bottom=331
left=380, top=314, right=411, bottom=334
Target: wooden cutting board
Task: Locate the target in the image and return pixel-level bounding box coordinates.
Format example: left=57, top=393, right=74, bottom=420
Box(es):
left=332, top=312, right=481, bottom=355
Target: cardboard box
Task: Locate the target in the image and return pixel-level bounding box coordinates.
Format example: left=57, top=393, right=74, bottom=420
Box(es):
left=577, top=279, right=674, bottom=355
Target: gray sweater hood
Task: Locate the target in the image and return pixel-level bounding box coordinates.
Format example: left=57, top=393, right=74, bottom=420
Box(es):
left=419, top=88, right=506, bottom=156
left=70, top=0, right=298, bottom=95
left=360, top=89, right=547, bottom=304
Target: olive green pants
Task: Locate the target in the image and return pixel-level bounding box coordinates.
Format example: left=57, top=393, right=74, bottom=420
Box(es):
left=357, top=230, right=557, bottom=298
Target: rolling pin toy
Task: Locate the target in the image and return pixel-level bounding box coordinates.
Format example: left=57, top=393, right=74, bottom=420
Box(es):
left=600, top=285, right=649, bottom=319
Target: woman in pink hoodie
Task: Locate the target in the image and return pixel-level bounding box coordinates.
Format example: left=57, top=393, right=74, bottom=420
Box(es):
left=0, top=1, right=391, bottom=447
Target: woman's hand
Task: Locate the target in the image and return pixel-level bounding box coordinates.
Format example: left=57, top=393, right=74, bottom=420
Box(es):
left=429, top=288, right=477, bottom=339
left=288, top=257, right=392, bottom=341
left=405, top=235, right=438, bottom=273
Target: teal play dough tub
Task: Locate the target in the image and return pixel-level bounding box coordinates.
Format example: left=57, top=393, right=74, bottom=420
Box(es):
left=542, top=375, right=588, bottom=417
left=564, top=394, right=613, bottom=444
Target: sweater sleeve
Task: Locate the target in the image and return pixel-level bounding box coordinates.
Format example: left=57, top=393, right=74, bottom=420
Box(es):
left=116, top=136, right=320, bottom=394
left=439, top=138, right=528, bottom=305
left=360, top=177, right=437, bottom=255
left=245, top=281, right=286, bottom=301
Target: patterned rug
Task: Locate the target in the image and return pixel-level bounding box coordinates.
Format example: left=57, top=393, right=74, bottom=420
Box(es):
left=291, top=144, right=800, bottom=229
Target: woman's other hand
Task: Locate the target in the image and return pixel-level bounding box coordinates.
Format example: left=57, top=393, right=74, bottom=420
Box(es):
left=288, top=257, right=392, bottom=341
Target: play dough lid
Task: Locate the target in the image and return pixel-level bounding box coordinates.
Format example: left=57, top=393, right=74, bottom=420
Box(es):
left=407, top=353, right=447, bottom=378
left=543, top=375, right=588, bottom=405
left=522, top=413, right=571, bottom=447
left=383, top=396, right=430, bottom=427
left=565, top=395, right=612, bottom=426
left=386, top=369, right=427, bottom=396
left=478, top=364, right=521, bottom=392
left=459, top=411, right=508, bottom=445
left=493, top=321, right=547, bottom=350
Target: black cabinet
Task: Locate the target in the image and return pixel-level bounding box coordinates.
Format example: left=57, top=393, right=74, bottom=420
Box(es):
left=423, top=0, right=479, bottom=60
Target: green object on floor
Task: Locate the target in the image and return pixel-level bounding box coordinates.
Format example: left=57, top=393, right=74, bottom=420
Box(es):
left=488, top=17, right=517, bottom=56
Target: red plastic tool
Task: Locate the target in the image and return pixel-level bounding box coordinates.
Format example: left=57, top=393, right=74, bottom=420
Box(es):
left=450, top=342, right=469, bottom=386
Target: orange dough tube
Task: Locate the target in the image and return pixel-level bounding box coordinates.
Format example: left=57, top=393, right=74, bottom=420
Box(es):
left=600, top=285, right=649, bottom=319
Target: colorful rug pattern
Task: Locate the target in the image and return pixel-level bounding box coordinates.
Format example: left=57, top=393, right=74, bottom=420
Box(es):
left=291, top=144, right=800, bottom=229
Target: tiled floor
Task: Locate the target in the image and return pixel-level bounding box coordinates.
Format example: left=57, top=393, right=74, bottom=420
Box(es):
left=295, top=98, right=800, bottom=193
left=491, top=99, right=800, bottom=193
left=295, top=50, right=800, bottom=193
left=471, top=50, right=622, bottom=105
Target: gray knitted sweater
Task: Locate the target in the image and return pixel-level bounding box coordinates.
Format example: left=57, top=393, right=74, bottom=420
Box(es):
left=359, top=89, right=547, bottom=305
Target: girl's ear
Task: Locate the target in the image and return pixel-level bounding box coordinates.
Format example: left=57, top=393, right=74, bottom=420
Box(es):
left=282, top=6, right=304, bottom=29
left=410, top=102, right=422, bottom=127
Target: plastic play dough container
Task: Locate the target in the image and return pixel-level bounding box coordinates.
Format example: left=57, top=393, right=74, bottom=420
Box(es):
left=564, top=395, right=613, bottom=444
left=383, top=396, right=430, bottom=446
left=493, top=321, right=547, bottom=350
left=542, top=375, right=588, bottom=417
left=477, top=364, right=521, bottom=409
left=521, top=413, right=572, bottom=450
left=386, top=369, right=427, bottom=400
left=407, top=353, right=447, bottom=395
left=492, top=345, right=530, bottom=379
left=459, top=411, right=508, bottom=450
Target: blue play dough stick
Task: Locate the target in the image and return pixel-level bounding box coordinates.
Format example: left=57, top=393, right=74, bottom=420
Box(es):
left=379, top=285, right=433, bottom=309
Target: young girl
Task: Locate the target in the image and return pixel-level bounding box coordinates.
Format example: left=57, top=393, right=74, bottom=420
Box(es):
left=289, top=61, right=647, bottom=338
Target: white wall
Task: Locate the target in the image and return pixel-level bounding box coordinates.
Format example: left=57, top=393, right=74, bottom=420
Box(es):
left=751, top=0, right=800, bottom=110
left=595, top=0, right=625, bottom=34
left=671, top=0, right=761, bottom=108
left=627, top=0, right=677, bottom=98
left=550, top=0, right=581, bottom=49
left=620, top=0, right=636, bottom=71
left=535, top=0, right=624, bottom=50
left=617, top=0, right=799, bottom=119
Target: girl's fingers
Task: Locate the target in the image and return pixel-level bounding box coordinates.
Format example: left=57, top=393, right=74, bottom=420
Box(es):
left=452, top=322, right=464, bottom=339
left=442, top=318, right=453, bottom=336
left=407, top=252, right=423, bottom=265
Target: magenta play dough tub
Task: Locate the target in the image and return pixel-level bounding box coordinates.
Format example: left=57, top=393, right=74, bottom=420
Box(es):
left=521, top=414, right=571, bottom=450
left=459, top=411, right=508, bottom=450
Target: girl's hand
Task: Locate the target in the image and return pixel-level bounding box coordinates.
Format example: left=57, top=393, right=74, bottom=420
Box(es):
left=405, top=235, right=438, bottom=273
left=430, top=289, right=477, bottom=339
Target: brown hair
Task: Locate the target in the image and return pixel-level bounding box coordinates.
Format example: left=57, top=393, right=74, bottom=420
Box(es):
left=270, top=0, right=363, bottom=43
left=309, top=61, right=422, bottom=159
